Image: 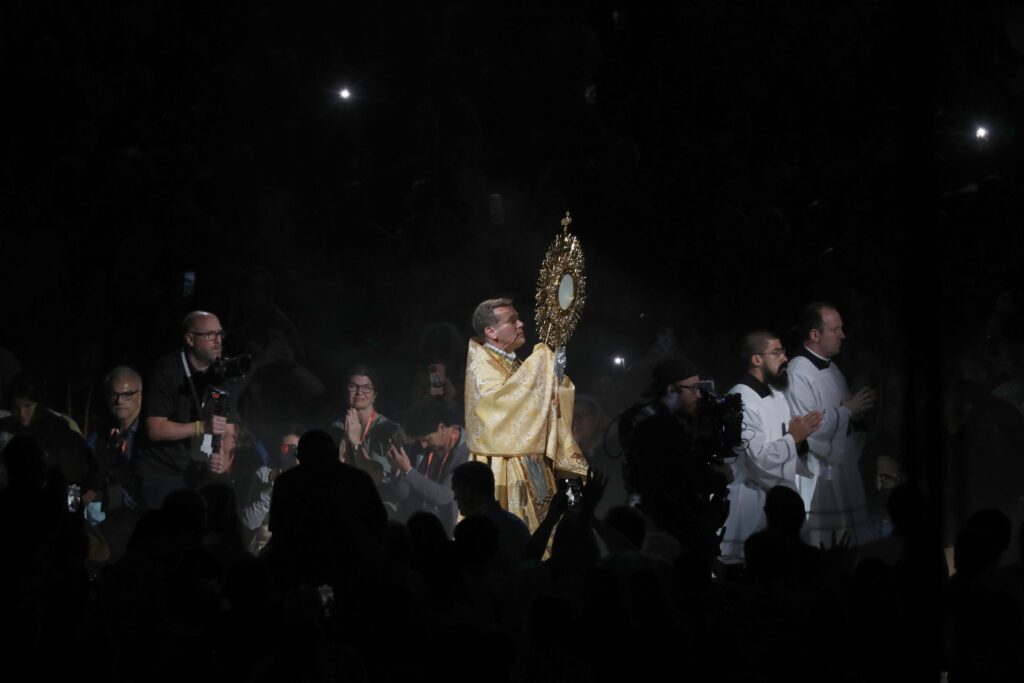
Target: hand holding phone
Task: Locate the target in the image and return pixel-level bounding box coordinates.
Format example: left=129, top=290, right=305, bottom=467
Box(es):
left=428, top=363, right=446, bottom=397
left=387, top=440, right=412, bottom=474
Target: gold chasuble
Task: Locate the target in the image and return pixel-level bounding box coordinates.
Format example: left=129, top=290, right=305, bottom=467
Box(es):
left=465, top=339, right=588, bottom=532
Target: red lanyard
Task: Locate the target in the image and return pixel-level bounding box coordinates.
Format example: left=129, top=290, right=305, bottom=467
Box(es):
left=425, top=428, right=458, bottom=480
left=361, top=410, right=377, bottom=443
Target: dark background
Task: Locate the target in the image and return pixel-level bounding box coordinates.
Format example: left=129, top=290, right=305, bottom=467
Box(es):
left=2, top=1, right=1022, bottom=534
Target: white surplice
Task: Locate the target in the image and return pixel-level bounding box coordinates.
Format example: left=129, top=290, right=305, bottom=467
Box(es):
left=720, top=377, right=805, bottom=561
left=785, top=351, right=875, bottom=547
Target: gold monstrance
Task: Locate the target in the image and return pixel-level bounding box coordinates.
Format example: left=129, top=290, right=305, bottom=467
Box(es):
left=535, top=211, right=587, bottom=350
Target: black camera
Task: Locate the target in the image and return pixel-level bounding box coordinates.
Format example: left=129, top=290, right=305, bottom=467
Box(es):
left=210, top=354, right=252, bottom=380
left=692, top=382, right=744, bottom=463
left=621, top=380, right=742, bottom=556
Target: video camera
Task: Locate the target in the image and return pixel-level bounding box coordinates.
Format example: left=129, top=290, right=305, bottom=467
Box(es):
left=691, top=381, right=744, bottom=463
left=620, top=380, right=743, bottom=556
left=202, top=355, right=250, bottom=457
left=619, top=380, right=743, bottom=468
left=209, top=354, right=252, bottom=381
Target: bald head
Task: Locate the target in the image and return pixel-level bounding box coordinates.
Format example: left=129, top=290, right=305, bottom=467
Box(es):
left=182, top=310, right=217, bottom=334
left=182, top=310, right=224, bottom=370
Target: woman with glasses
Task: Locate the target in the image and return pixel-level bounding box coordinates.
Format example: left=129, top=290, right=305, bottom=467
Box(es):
left=330, top=365, right=395, bottom=488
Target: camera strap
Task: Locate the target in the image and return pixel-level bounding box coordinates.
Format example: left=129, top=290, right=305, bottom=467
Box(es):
left=181, top=350, right=214, bottom=456
left=180, top=350, right=207, bottom=414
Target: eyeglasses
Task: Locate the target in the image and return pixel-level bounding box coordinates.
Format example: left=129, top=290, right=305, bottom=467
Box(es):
left=110, top=389, right=140, bottom=402
left=348, top=382, right=375, bottom=394
left=677, top=384, right=703, bottom=394
left=757, top=349, right=787, bottom=357
left=190, top=330, right=226, bottom=341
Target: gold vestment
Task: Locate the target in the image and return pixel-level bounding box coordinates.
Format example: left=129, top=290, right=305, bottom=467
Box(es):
left=464, top=339, right=588, bottom=532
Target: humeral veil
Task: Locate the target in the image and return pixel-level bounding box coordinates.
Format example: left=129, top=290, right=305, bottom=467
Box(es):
left=465, top=339, right=588, bottom=532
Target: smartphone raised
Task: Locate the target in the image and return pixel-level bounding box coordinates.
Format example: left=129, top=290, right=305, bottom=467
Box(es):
left=428, top=363, right=446, bottom=397
left=562, top=477, right=583, bottom=509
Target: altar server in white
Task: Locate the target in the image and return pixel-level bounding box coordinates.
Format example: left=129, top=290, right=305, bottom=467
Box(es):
left=720, top=331, right=822, bottom=561
left=785, top=303, right=877, bottom=547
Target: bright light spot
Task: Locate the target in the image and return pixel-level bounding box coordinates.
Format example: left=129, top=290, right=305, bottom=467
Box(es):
left=339, top=88, right=351, bottom=99
left=613, top=356, right=626, bottom=367
left=976, top=126, right=988, bottom=140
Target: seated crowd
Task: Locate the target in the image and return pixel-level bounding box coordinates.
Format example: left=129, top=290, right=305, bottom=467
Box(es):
left=0, top=312, right=1019, bottom=683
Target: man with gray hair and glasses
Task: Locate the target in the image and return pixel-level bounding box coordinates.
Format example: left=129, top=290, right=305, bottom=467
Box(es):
left=82, top=365, right=145, bottom=561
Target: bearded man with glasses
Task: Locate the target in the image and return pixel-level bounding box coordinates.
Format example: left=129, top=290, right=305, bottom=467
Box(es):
left=136, top=311, right=237, bottom=509
left=718, top=331, right=823, bottom=562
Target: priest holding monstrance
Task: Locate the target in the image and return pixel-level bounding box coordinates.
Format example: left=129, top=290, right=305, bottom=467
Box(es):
left=464, top=213, right=589, bottom=532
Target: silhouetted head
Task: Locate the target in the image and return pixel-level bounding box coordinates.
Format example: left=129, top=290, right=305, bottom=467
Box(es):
left=296, top=429, right=337, bottom=466
left=764, top=485, right=806, bottom=537
left=451, top=461, right=495, bottom=516
left=407, top=511, right=449, bottom=548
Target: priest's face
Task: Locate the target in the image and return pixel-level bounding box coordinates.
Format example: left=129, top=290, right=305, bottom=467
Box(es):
left=487, top=305, right=526, bottom=353
left=759, top=339, right=790, bottom=390
left=813, top=308, right=845, bottom=359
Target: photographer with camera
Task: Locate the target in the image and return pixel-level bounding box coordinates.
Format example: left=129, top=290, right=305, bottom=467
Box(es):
left=137, top=311, right=246, bottom=509
left=623, top=356, right=734, bottom=561
left=719, top=332, right=822, bottom=562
